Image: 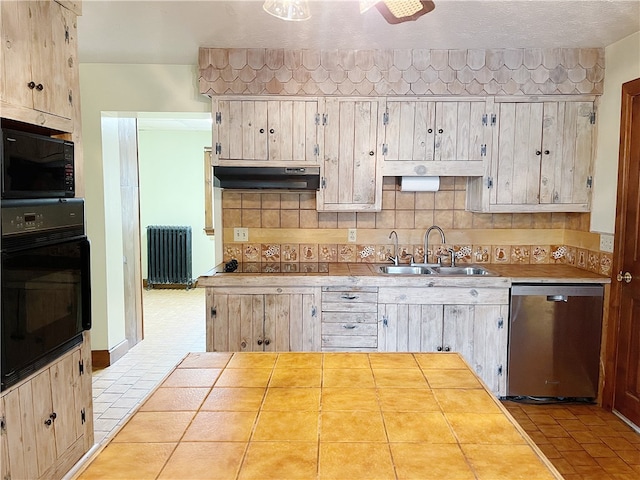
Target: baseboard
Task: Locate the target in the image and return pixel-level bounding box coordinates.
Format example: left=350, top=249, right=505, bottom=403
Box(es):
left=91, top=339, right=130, bottom=369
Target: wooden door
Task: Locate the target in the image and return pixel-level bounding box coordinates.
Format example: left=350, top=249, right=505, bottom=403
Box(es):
left=609, top=78, right=640, bottom=427
left=49, top=353, right=79, bottom=457
left=470, top=305, right=509, bottom=396
left=208, top=292, right=265, bottom=352
left=493, top=102, right=544, bottom=206
left=384, top=100, right=436, bottom=161
left=319, top=98, right=381, bottom=211
left=435, top=101, right=485, bottom=161
left=287, top=292, right=321, bottom=352
left=443, top=305, right=475, bottom=360
left=378, top=302, right=442, bottom=352
left=31, top=369, right=56, bottom=478
left=0, top=0, right=34, bottom=110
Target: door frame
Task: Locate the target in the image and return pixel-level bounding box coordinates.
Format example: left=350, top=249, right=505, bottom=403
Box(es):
left=602, top=78, right=640, bottom=409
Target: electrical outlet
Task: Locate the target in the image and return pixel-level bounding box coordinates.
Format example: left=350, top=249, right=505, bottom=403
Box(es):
left=234, top=227, right=248, bottom=242
left=599, top=234, right=614, bottom=253
left=347, top=228, right=357, bottom=243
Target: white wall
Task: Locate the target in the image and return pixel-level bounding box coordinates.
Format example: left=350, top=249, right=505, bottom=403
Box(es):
left=79, top=64, right=212, bottom=352
left=591, top=32, right=640, bottom=234
left=137, top=129, right=214, bottom=279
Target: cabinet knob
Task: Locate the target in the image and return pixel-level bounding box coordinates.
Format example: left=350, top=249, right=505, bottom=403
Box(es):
left=50, top=412, right=57, bottom=421
left=44, top=419, right=52, bottom=426
left=536, top=150, right=542, bottom=156
left=264, top=339, right=270, bottom=346
left=444, top=346, right=451, bottom=352
left=27, top=81, right=36, bottom=89
left=544, top=150, right=550, bottom=155
left=369, top=151, right=374, bottom=156
left=427, top=128, right=433, bottom=133
left=257, top=339, right=263, bottom=346
left=269, top=129, right=275, bottom=134
left=438, top=128, right=443, bottom=134
left=259, top=128, right=265, bottom=133
left=35, top=83, right=44, bottom=91
left=436, top=346, right=443, bottom=351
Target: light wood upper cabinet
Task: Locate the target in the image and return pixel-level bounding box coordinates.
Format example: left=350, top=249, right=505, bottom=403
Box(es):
left=467, top=99, right=595, bottom=213
left=0, top=0, right=77, bottom=130
left=316, top=97, right=384, bottom=212
left=206, top=287, right=321, bottom=352
left=212, top=97, right=320, bottom=165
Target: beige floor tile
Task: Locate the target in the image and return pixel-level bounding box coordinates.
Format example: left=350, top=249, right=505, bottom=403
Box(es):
left=77, top=442, right=176, bottom=479
left=158, top=442, right=246, bottom=480
left=446, top=413, right=529, bottom=444
left=200, top=387, right=266, bottom=411
left=377, top=388, right=441, bottom=412
left=239, top=441, right=318, bottom=480
left=323, top=353, right=371, bottom=369
left=391, top=443, right=476, bottom=480
left=178, top=352, right=232, bottom=369
left=112, top=411, right=195, bottom=443
left=183, top=411, right=257, bottom=442
left=373, top=368, right=428, bottom=388
left=275, top=352, right=323, bottom=368
left=321, top=388, right=379, bottom=411
left=161, top=368, right=222, bottom=387
left=462, top=444, right=559, bottom=480
left=215, top=368, right=273, bottom=387
left=268, top=367, right=322, bottom=387
left=319, top=442, right=395, bottom=479
left=368, top=352, right=418, bottom=369
left=384, top=411, right=457, bottom=443
left=227, top=352, right=277, bottom=369
left=433, top=388, right=502, bottom=413
left=262, top=387, right=321, bottom=411
left=320, top=410, right=387, bottom=442
left=414, top=352, right=468, bottom=369
left=253, top=410, right=319, bottom=441
left=323, top=368, right=375, bottom=388
left=423, top=368, right=483, bottom=389
left=138, top=387, right=210, bottom=411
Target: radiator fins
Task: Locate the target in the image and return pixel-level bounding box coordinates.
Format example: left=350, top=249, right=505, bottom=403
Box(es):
left=146, top=225, right=193, bottom=289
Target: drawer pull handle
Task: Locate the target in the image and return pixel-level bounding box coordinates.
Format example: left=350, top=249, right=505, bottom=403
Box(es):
left=342, top=324, right=357, bottom=329
left=341, top=294, right=358, bottom=300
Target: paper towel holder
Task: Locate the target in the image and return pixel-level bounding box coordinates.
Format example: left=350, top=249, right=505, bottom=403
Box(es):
left=400, top=176, right=440, bottom=192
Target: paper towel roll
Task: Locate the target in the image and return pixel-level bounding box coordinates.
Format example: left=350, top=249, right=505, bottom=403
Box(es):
left=400, top=176, right=440, bottom=192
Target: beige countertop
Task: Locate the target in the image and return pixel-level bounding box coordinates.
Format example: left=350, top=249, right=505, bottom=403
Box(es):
left=199, top=262, right=610, bottom=288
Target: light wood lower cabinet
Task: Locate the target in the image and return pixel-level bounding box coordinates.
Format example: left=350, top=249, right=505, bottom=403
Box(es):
left=321, top=287, right=379, bottom=351
left=206, top=287, right=321, bottom=352
left=377, top=287, right=509, bottom=396
left=0, top=332, right=93, bottom=480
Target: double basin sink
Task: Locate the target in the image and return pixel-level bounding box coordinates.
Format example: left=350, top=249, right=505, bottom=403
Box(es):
left=378, top=265, right=496, bottom=276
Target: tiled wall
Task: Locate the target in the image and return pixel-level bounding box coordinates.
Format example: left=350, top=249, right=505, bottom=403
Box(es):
left=220, top=178, right=613, bottom=276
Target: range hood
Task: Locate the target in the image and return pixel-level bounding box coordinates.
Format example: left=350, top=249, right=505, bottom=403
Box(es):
left=213, top=166, right=320, bottom=190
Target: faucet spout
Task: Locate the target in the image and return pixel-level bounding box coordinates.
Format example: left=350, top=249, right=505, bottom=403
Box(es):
left=423, top=225, right=446, bottom=264
left=388, top=230, right=399, bottom=265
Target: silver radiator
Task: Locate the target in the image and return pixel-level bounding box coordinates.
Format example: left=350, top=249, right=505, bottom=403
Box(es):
left=146, top=225, right=193, bottom=289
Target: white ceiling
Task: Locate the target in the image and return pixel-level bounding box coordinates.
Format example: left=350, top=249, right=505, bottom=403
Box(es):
left=78, top=0, right=640, bottom=65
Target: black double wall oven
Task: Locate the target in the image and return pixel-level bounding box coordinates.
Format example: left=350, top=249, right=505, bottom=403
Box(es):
left=1, top=128, right=90, bottom=391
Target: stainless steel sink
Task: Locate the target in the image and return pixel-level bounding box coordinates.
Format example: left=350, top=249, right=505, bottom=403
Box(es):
left=430, top=266, right=496, bottom=276
left=378, top=265, right=435, bottom=275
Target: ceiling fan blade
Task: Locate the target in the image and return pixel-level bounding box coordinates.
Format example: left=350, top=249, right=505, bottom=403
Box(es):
left=375, top=0, right=435, bottom=24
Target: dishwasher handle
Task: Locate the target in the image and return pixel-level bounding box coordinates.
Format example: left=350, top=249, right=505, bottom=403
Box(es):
left=547, top=295, right=568, bottom=302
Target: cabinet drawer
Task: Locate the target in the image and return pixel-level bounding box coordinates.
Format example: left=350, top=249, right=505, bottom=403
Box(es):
left=322, top=312, right=377, bottom=324
left=322, top=322, right=378, bottom=336
left=322, top=335, right=377, bottom=349
left=322, top=291, right=378, bottom=304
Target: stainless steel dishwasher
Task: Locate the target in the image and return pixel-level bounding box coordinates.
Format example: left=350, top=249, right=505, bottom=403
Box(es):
left=507, top=283, right=604, bottom=400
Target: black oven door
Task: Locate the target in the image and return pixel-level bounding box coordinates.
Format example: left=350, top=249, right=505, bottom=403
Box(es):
left=1, top=236, right=91, bottom=390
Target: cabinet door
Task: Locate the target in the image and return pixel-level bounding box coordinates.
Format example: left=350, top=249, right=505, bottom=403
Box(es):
left=385, top=100, right=436, bottom=161
left=435, top=101, right=486, bottom=162
left=378, top=303, right=443, bottom=352
left=213, top=98, right=319, bottom=164
left=49, top=352, right=80, bottom=457
left=207, top=292, right=264, bottom=351
left=318, top=98, right=382, bottom=211
left=470, top=305, right=508, bottom=396
left=31, top=370, right=56, bottom=478
left=1, top=385, right=39, bottom=480
left=0, top=1, right=75, bottom=121
left=442, top=305, right=475, bottom=360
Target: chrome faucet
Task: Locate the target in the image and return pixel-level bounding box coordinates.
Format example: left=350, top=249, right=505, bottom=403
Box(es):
left=423, top=225, right=446, bottom=264
left=388, top=230, right=399, bottom=265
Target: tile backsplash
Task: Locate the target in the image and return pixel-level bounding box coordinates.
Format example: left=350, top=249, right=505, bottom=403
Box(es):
left=220, top=177, right=612, bottom=277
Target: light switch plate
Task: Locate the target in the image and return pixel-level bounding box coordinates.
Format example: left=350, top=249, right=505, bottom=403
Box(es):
left=234, top=227, right=248, bottom=242
left=599, top=234, right=614, bottom=253
left=348, top=228, right=357, bottom=243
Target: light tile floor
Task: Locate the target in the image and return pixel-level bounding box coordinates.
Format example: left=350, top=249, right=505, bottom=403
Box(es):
left=90, top=287, right=205, bottom=445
